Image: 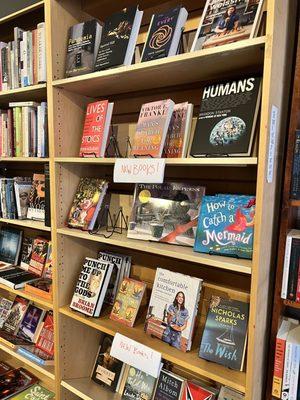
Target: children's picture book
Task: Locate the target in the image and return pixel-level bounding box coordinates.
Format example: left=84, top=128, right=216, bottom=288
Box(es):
left=70, top=257, right=114, bottom=317
left=10, top=384, right=55, bottom=400
left=0, top=297, right=13, bottom=328
left=128, top=183, right=205, bottom=246
left=190, top=77, right=261, bottom=157
left=122, top=366, right=157, bottom=400
left=153, top=369, right=185, bottom=400
left=28, top=237, right=49, bottom=276
left=131, top=99, right=175, bottom=158
left=91, top=334, right=125, bottom=392
left=194, top=195, right=255, bottom=259
left=27, top=174, right=45, bottom=221
left=0, top=368, right=38, bottom=399
left=3, top=296, right=29, bottom=334
left=192, top=0, right=264, bottom=51
left=110, top=278, right=146, bottom=327
left=16, top=304, right=45, bottom=343
left=67, top=178, right=108, bottom=230
left=199, top=296, right=249, bottom=371
left=145, top=268, right=202, bottom=352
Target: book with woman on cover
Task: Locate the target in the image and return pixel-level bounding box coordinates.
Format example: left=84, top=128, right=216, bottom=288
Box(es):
left=190, top=77, right=261, bottom=157
left=199, top=296, right=249, bottom=371
left=192, top=0, right=264, bottom=51
left=145, top=268, right=202, bottom=352
left=128, top=182, right=205, bottom=246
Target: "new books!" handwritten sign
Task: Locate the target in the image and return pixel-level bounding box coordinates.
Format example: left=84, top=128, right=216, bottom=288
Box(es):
left=111, top=333, right=162, bottom=378
left=113, top=158, right=165, bottom=183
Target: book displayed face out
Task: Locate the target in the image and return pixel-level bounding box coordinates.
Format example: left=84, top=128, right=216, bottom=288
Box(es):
left=0, top=227, right=22, bottom=266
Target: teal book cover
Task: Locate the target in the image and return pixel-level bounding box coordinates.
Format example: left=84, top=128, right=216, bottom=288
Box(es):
left=194, top=195, right=255, bottom=259
left=199, top=296, right=249, bottom=371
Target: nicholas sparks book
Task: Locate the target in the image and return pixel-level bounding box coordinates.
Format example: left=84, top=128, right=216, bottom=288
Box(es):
left=199, top=296, right=249, bottom=371
left=67, top=178, right=108, bottom=230
left=145, top=268, right=202, bottom=352
left=131, top=99, right=175, bottom=158
left=194, top=195, right=255, bottom=259
left=122, top=366, right=156, bottom=400
left=192, top=0, right=264, bottom=51
left=128, top=183, right=205, bottom=246
left=110, top=278, right=146, bottom=327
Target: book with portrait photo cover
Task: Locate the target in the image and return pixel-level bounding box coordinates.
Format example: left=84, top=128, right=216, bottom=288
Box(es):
left=191, top=0, right=264, bottom=51
left=145, top=268, right=202, bottom=352
left=70, top=257, right=114, bottom=317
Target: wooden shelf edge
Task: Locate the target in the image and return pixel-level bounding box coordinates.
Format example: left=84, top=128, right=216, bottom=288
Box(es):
left=0, top=157, right=49, bottom=162
left=0, top=282, right=53, bottom=309
left=0, top=1, right=44, bottom=24
left=0, top=342, right=55, bottom=380
left=56, top=228, right=252, bottom=275
left=59, top=306, right=246, bottom=393
left=0, top=218, right=51, bottom=232
left=61, top=378, right=121, bottom=400
left=0, top=83, right=46, bottom=97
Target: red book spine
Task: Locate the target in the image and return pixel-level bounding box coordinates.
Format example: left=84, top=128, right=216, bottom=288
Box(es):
left=272, top=336, right=287, bottom=397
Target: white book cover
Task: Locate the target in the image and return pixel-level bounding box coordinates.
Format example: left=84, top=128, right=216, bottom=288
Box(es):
left=37, top=22, right=46, bottom=83
left=145, top=267, right=202, bottom=352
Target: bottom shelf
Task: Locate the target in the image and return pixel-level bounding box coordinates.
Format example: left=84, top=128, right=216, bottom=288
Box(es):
left=62, top=378, right=121, bottom=400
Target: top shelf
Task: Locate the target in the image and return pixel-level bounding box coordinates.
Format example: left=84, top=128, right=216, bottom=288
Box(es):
left=53, top=36, right=266, bottom=97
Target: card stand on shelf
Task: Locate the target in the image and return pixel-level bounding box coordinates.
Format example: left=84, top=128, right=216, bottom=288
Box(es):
left=89, top=206, right=128, bottom=239
left=105, top=133, right=122, bottom=158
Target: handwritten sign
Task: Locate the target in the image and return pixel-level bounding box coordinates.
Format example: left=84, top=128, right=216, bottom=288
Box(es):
left=111, top=333, right=162, bottom=378
left=267, top=105, right=278, bottom=183
left=113, top=158, right=165, bottom=183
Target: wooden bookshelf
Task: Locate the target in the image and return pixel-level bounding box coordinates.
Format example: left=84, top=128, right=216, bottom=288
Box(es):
left=0, top=83, right=47, bottom=104
left=0, top=157, right=50, bottom=162
left=61, top=378, right=121, bottom=400
left=0, top=218, right=51, bottom=231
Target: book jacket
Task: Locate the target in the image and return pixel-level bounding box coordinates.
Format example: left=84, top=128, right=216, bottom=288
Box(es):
left=0, top=368, right=38, bottom=399
left=3, top=296, right=29, bottom=334
left=122, top=366, right=156, bottom=400
left=153, top=370, right=185, bottom=400
left=16, top=304, right=44, bottom=343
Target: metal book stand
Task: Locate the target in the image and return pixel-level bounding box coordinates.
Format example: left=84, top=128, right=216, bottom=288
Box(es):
left=89, top=206, right=128, bottom=239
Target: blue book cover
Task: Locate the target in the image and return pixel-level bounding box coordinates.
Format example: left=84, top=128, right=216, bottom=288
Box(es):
left=194, top=195, right=255, bottom=259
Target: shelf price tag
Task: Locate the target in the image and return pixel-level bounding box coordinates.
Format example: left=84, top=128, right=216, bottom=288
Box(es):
left=113, top=158, right=165, bottom=183
left=111, top=333, right=162, bottom=378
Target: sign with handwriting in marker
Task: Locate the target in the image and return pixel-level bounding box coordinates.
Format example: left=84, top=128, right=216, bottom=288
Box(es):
left=111, top=333, right=162, bottom=378
left=113, top=158, right=165, bottom=183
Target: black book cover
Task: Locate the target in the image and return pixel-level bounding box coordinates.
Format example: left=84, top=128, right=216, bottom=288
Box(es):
left=44, top=164, right=51, bottom=227
left=199, top=296, right=249, bottom=371
left=94, top=6, right=139, bottom=71
left=0, top=227, right=22, bottom=265
left=291, top=130, right=300, bottom=199
left=190, top=77, right=261, bottom=156
left=65, top=19, right=102, bottom=77
left=141, top=6, right=181, bottom=62
left=287, top=238, right=300, bottom=301
left=153, top=370, right=184, bottom=400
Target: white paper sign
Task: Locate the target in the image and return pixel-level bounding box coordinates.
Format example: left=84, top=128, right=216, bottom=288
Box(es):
left=267, top=105, right=279, bottom=183
left=111, top=333, right=162, bottom=378
left=113, top=158, right=165, bottom=183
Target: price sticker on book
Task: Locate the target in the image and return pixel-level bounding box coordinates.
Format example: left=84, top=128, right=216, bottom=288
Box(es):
left=113, top=158, right=166, bottom=183
left=111, top=333, right=162, bottom=378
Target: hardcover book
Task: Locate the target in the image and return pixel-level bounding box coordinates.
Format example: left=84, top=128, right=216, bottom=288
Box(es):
left=128, top=182, right=205, bottom=246
left=194, top=195, right=255, bottom=259
left=110, top=277, right=146, bottom=327
left=0, top=227, right=23, bottom=268
left=217, top=386, right=245, bottom=400
left=141, top=6, right=188, bottom=62
left=14, top=177, right=32, bottom=219
left=0, top=368, right=38, bottom=399
left=35, top=311, right=54, bottom=356
left=183, top=380, right=217, bottom=400
left=0, top=297, right=13, bottom=329
left=79, top=100, right=114, bottom=157
left=65, top=19, right=102, bottom=77
left=70, top=257, right=114, bottom=317
left=145, top=268, right=202, bottom=352
left=0, top=268, right=40, bottom=290
left=27, top=173, right=45, bottom=221
left=122, top=366, right=156, bottom=400
left=190, top=77, right=261, bottom=157
left=16, top=304, right=45, bottom=343
left=153, top=369, right=185, bottom=400
left=10, top=384, right=55, bottom=400
left=199, top=296, right=249, bottom=371
left=192, top=0, right=264, bottom=51
left=91, top=333, right=125, bottom=392
left=163, top=102, right=194, bottom=158
left=94, top=6, right=143, bottom=71
left=20, top=237, right=34, bottom=270
left=28, top=237, right=49, bottom=277
left=67, top=178, right=108, bottom=230
left=131, top=99, right=175, bottom=158
left=2, top=296, right=29, bottom=334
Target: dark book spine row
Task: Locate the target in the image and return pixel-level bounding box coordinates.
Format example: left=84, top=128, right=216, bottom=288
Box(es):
left=287, top=238, right=300, bottom=301
left=44, top=163, right=51, bottom=227
left=291, top=130, right=300, bottom=199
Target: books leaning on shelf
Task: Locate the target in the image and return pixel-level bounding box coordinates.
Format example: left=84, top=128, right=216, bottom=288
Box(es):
left=281, top=230, right=300, bottom=303
left=199, top=296, right=249, bottom=371
left=191, top=0, right=264, bottom=51
left=0, top=22, right=46, bottom=91
left=0, top=367, right=39, bottom=399
left=145, top=267, right=202, bottom=352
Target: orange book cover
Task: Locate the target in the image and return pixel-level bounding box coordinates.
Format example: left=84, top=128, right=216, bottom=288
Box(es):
left=131, top=99, right=174, bottom=157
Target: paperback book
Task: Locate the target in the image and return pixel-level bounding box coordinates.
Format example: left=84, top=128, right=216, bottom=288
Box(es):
left=122, top=366, right=157, bottom=400
left=0, top=297, right=13, bottom=328
left=16, top=304, right=45, bottom=343
left=70, top=257, right=114, bottom=317
left=10, top=384, right=55, bottom=400
left=35, top=311, right=54, bottom=356
left=153, top=369, right=185, bottom=400
left=128, top=183, right=205, bottom=246
left=0, top=368, right=38, bottom=399
left=0, top=227, right=23, bottom=268
left=145, top=268, right=202, bottom=352
left=27, top=173, right=45, bottom=221
left=199, top=296, right=249, bottom=371
left=183, top=380, right=218, bottom=400
left=190, top=77, right=261, bottom=157
left=28, top=237, right=49, bottom=277
left=110, top=277, right=146, bottom=327
left=194, top=195, right=255, bottom=259
left=20, top=237, right=34, bottom=270
left=2, top=296, right=29, bottom=334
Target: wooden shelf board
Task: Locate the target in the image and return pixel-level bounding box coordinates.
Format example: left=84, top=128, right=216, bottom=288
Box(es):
left=283, top=299, right=300, bottom=309
left=0, top=282, right=53, bottom=309
left=54, top=157, right=258, bottom=167
left=61, top=378, right=121, bottom=400
left=0, top=342, right=55, bottom=380
left=0, top=218, right=51, bottom=232
left=0, top=84, right=47, bottom=104
left=52, top=37, right=266, bottom=97
left=57, top=227, right=252, bottom=275
left=0, top=1, right=44, bottom=24
left=0, top=157, right=49, bottom=162
left=60, top=306, right=246, bottom=393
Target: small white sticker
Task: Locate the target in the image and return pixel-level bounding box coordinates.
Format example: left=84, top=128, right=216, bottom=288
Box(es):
left=267, top=105, right=279, bottom=183
left=113, top=158, right=165, bottom=183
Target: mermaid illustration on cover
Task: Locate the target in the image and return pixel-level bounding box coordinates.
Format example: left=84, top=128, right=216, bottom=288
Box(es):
left=163, top=291, right=189, bottom=350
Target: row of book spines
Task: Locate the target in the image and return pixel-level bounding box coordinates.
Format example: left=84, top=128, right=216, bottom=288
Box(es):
left=281, top=233, right=300, bottom=303
left=0, top=103, right=48, bottom=158
left=0, top=23, right=46, bottom=92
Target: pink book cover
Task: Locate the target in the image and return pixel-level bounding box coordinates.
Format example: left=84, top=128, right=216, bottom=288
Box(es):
left=163, top=102, right=189, bottom=158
